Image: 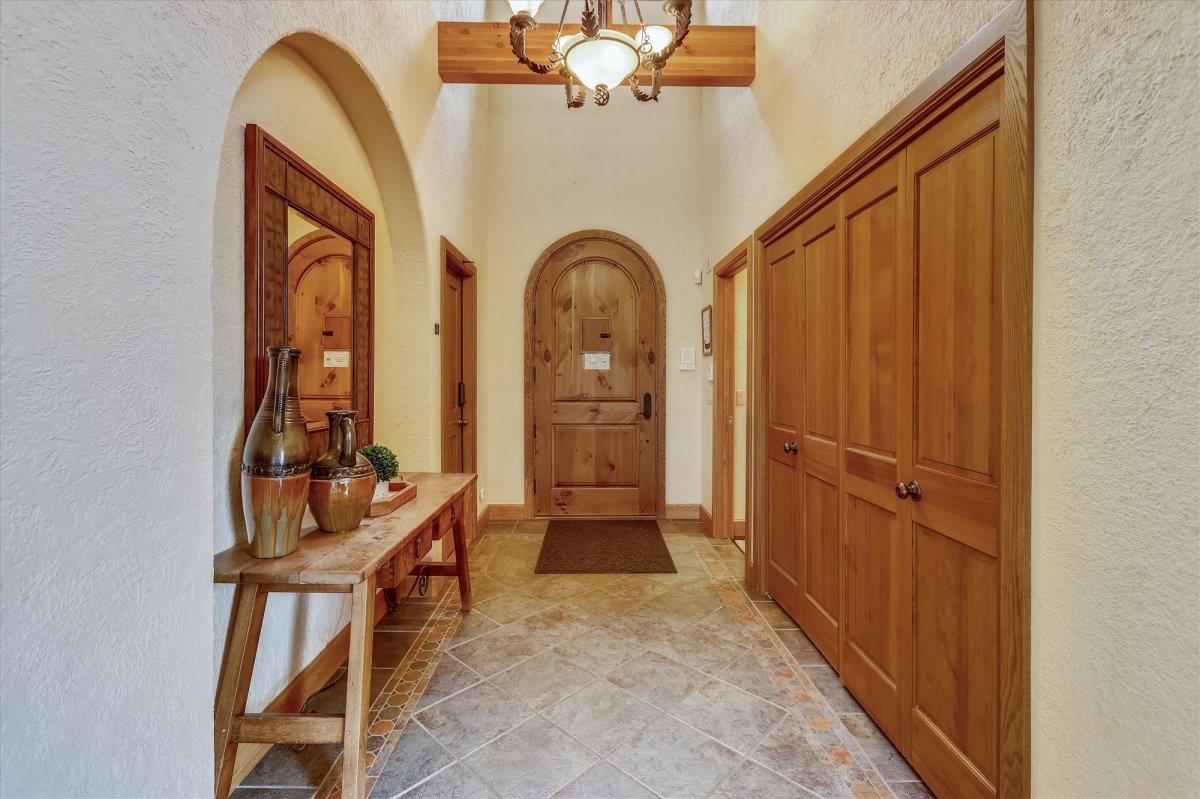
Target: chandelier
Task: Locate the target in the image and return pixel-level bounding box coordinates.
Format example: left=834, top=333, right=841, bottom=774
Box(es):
left=507, top=0, right=693, bottom=108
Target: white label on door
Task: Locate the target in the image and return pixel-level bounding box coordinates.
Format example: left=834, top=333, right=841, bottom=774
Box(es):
left=324, top=350, right=351, bottom=368
left=583, top=352, right=610, bottom=370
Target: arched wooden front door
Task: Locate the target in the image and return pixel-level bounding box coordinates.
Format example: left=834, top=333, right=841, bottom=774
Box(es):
left=525, top=231, right=665, bottom=517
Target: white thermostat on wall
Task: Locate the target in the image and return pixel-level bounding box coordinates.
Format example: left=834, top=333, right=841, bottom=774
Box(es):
left=680, top=347, right=696, bottom=371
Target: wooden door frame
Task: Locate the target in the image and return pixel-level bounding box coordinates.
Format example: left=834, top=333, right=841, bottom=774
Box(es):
left=440, top=236, right=477, bottom=473
left=751, top=2, right=1031, bottom=795
left=523, top=229, right=667, bottom=519
left=712, top=238, right=764, bottom=589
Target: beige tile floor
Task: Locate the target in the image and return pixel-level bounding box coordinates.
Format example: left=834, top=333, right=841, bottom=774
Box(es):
left=235, top=520, right=930, bottom=799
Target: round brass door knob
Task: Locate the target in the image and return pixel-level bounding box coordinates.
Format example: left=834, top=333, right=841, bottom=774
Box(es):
left=895, top=480, right=922, bottom=501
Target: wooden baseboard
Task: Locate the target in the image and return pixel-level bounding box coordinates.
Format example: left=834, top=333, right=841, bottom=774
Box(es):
left=477, top=503, right=491, bottom=528
left=666, top=503, right=700, bottom=520
left=229, top=590, right=389, bottom=786
left=699, top=505, right=713, bottom=535
left=488, top=504, right=526, bottom=521
left=733, top=519, right=746, bottom=540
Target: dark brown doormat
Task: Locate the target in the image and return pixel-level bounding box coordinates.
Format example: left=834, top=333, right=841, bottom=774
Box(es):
left=535, top=519, right=677, bottom=574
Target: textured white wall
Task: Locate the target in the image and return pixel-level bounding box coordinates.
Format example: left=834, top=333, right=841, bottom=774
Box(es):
left=0, top=2, right=489, bottom=796
left=699, top=1, right=1200, bottom=795
left=480, top=84, right=708, bottom=509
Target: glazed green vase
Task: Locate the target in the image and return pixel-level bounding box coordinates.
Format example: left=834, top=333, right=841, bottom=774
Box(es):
left=241, top=346, right=311, bottom=558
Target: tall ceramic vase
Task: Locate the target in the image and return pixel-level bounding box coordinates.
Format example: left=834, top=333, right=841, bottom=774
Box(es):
left=242, top=346, right=311, bottom=558
left=308, top=410, right=376, bottom=533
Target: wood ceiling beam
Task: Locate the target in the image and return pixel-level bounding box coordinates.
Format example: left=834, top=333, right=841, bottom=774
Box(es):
left=437, top=22, right=755, bottom=88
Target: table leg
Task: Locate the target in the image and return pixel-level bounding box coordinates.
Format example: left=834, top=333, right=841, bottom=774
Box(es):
left=341, top=575, right=376, bottom=799
left=214, top=583, right=267, bottom=799
left=452, top=505, right=472, bottom=613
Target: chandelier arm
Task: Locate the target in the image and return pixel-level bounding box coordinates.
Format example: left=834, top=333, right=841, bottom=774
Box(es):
left=628, top=70, right=662, bottom=102
left=581, top=0, right=601, bottom=38
left=509, top=12, right=555, bottom=75
left=645, top=0, right=692, bottom=70
left=564, top=71, right=586, bottom=109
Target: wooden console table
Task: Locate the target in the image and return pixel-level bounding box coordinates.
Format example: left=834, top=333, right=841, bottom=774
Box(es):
left=212, top=472, right=476, bottom=799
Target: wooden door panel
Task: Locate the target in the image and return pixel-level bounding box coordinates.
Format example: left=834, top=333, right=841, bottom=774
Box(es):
left=800, top=472, right=839, bottom=661
left=533, top=241, right=658, bottom=516
left=906, top=77, right=1003, bottom=799
left=766, top=241, right=801, bottom=429
left=912, top=525, right=998, bottom=799
left=843, top=494, right=904, bottom=739
left=845, top=180, right=899, bottom=458
left=914, top=134, right=998, bottom=483
left=552, top=261, right=638, bottom=400
left=839, top=153, right=910, bottom=750
left=552, top=426, right=639, bottom=486
left=766, top=454, right=800, bottom=617
left=800, top=216, right=839, bottom=442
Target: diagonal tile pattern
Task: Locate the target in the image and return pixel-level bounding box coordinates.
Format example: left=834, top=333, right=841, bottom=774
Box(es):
left=242, top=521, right=927, bottom=799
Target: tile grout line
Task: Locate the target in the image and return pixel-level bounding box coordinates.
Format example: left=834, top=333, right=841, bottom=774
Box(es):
left=697, top=539, right=898, bottom=799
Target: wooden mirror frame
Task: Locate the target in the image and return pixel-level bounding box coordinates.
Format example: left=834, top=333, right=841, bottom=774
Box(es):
left=244, top=124, right=375, bottom=455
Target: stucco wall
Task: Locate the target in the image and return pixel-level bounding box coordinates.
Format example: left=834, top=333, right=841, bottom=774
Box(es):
left=0, top=2, right=489, bottom=795
left=480, top=84, right=708, bottom=509
left=698, top=1, right=1200, bottom=795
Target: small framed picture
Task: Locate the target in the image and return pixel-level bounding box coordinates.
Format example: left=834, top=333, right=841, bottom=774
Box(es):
left=701, top=305, right=713, bottom=356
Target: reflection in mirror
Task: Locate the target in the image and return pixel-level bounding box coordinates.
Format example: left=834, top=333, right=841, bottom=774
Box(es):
left=286, top=206, right=354, bottom=429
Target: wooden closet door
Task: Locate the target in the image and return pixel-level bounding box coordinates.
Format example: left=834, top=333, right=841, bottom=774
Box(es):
left=905, top=78, right=1004, bottom=799
left=838, top=153, right=911, bottom=747
left=442, top=267, right=465, bottom=472
left=764, top=232, right=802, bottom=618
left=796, top=202, right=841, bottom=666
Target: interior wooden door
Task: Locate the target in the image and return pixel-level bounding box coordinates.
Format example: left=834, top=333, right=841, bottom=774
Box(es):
left=441, top=266, right=464, bottom=472
left=764, top=232, right=802, bottom=618
left=838, top=153, right=912, bottom=749
left=532, top=243, right=658, bottom=516
left=905, top=78, right=1005, bottom=799
left=796, top=201, right=842, bottom=667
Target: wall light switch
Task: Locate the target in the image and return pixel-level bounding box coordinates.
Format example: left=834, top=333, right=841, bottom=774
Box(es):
left=680, top=347, right=696, bottom=371
left=736, top=389, right=747, bottom=406
left=708, top=363, right=714, bottom=382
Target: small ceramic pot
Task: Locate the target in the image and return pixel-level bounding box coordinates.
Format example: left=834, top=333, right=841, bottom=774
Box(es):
left=307, top=410, right=376, bottom=533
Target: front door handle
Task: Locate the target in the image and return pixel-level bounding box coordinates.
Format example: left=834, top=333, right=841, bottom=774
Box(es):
left=642, top=393, right=652, bottom=420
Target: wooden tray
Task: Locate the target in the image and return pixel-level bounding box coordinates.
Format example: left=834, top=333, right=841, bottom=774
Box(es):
left=368, top=481, right=417, bottom=517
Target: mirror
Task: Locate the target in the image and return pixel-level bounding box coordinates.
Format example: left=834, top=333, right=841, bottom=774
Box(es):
left=287, top=206, right=354, bottom=429
left=244, top=124, right=375, bottom=456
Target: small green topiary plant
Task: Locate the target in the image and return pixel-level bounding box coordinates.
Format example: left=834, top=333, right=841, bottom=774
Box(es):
left=359, top=444, right=399, bottom=483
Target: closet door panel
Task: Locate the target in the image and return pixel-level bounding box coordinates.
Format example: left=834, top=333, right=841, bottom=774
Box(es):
left=907, top=78, right=1003, bottom=799
left=765, top=234, right=802, bottom=618
left=839, top=154, right=910, bottom=747
left=798, top=203, right=841, bottom=665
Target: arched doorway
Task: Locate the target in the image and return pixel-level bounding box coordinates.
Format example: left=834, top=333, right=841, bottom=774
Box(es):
left=523, top=230, right=666, bottom=518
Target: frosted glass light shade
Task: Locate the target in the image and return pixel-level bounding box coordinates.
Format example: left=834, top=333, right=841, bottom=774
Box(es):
left=507, top=0, right=543, bottom=15
left=634, top=25, right=673, bottom=54
left=561, top=30, right=640, bottom=90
